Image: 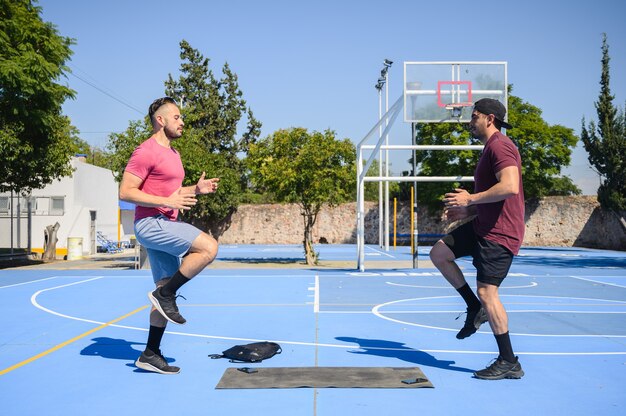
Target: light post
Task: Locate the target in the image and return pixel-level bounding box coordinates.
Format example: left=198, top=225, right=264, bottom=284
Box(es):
left=375, top=77, right=384, bottom=247
left=381, top=59, right=392, bottom=251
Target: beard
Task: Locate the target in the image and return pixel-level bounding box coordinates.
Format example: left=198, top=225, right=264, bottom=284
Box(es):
left=164, top=124, right=183, bottom=140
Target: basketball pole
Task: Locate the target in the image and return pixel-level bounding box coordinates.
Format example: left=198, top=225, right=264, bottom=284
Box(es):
left=411, top=122, right=418, bottom=268
left=393, top=197, right=397, bottom=249
left=384, top=65, right=390, bottom=252
left=410, top=185, right=414, bottom=254
left=378, top=82, right=383, bottom=248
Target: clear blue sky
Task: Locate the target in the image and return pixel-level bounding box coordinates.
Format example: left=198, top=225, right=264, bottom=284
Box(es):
left=39, top=0, right=625, bottom=195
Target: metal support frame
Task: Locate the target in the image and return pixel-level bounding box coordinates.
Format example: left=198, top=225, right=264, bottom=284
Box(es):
left=356, top=60, right=507, bottom=271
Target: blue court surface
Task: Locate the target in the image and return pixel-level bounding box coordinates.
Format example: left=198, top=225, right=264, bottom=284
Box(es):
left=1, top=245, right=625, bottom=416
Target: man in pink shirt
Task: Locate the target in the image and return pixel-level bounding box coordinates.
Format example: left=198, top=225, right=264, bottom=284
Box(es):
left=430, top=98, right=525, bottom=380
left=120, top=97, right=220, bottom=374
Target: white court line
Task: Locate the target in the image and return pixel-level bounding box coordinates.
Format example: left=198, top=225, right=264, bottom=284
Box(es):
left=386, top=281, right=538, bottom=289
left=364, top=245, right=395, bottom=259
left=570, top=276, right=626, bottom=289
left=28, top=275, right=626, bottom=356
left=314, top=274, right=320, bottom=313
left=574, top=275, right=626, bottom=278
left=31, top=277, right=107, bottom=324
left=0, top=276, right=58, bottom=289
left=372, top=295, right=626, bottom=338
left=347, top=271, right=529, bottom=277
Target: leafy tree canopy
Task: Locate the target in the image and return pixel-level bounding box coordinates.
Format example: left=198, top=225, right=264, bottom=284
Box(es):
left=0, top=0, right=77, bottom=193
left=247, top=128, right=356, bottom=264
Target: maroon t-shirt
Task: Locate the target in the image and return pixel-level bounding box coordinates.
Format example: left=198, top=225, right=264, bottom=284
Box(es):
left=472, top=131, right=525, bottom=254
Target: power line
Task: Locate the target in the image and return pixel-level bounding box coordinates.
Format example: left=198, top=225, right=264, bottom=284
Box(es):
left=68, top=71, right=144, bottom=115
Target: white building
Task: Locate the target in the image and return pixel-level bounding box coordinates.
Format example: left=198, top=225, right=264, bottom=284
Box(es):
left=0, top=157, right=133, bottom=258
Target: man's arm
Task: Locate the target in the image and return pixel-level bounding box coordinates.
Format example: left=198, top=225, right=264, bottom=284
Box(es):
left=119, top=171, right=197, bottom=210
left=179, top=172, right=220, bottom=195
left=444, top=166, right=520, bottom=208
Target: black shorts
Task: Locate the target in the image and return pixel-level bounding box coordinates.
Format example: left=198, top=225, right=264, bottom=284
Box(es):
left=441, top=221, right=513, bottom=287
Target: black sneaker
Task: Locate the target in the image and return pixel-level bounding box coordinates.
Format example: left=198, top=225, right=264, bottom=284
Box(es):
left=456, top=306, right=488, bottom=339
left=474, top=356, right=524, bottom=380
left=135, top=349, right=180, bottom=375
left=149, top=288, right=186, bottom=324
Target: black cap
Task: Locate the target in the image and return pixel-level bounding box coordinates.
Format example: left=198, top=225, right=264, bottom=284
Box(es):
left=473, top=98, right=512, bottom=129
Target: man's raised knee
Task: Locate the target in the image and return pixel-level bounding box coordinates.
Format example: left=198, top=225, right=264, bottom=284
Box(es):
left=430, top=241, right=451, bottom=266
left=193, top=232, right=218, bottom=264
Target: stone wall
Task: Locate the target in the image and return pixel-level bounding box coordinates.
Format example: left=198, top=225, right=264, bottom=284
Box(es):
left=523, top=196, right=625, bottom=249
left=217, top=196, right=625, bottom=251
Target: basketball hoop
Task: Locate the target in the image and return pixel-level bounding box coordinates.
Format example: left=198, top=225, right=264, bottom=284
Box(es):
left=445, top=103, right=470, bottom=119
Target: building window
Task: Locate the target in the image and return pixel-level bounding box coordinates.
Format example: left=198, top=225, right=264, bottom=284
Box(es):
left=35, top=197, right=49, bottom=215
left=50, top=196, right=65, bottom=215
left=20, top=197, right=35, bottom=213
left=0, top=196, right=9, bottom=214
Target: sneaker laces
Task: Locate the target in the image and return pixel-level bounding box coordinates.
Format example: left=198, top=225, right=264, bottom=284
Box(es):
left=455, top=308, right=479, bottom=326
left=485, top=357, right=499, bottom=368
left=455, top=309, right=473, bottom=324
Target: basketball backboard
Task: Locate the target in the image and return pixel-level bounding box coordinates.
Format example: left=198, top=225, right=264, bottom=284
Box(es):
left=404, top=61, right=507, bottom=123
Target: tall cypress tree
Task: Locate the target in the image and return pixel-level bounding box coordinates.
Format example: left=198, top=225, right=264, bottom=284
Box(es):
left=581, top=33, right=626, bottom=211
left=164, top=40, right=262, bottom=235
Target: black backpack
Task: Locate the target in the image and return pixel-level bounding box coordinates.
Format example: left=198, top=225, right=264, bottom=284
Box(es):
left=209, top=342, right=282, bottom=363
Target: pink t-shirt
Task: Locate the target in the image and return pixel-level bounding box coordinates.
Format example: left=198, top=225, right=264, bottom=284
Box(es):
left=473, top=131, right=525, bottom=255
left=124, top=137, right=185, bottom=221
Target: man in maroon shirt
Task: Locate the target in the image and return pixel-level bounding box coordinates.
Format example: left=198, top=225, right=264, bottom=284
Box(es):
left=429, top=98, right=525, bottom=380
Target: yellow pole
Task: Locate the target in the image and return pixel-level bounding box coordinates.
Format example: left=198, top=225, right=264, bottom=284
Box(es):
left=410, top=186, right=414, bottom=254
left=393, top=197, right=397, bottom=249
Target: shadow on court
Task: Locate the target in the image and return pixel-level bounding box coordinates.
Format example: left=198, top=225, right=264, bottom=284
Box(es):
left=514, top=254, right=626, bottom=269
left=336, top=337, right=474, bottom=373
left=218, top=257, right=306, bottom=265
left=80, top=337, right=179, bottom=373
left=80, top=337, right=145, bottom=361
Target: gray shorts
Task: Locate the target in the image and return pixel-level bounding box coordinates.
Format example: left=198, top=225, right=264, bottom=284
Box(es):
left=134, top=215, right=203, bottom=283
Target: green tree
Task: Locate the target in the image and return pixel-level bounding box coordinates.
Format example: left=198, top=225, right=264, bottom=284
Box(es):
left=247, top=128, right=356, bottom=265
left=106, top=119, right=151, bottom=180
left=508, top=93, right=580, bottom=198
left=581, top=34, right=626, bottom=212
left=165, top=40, right=261, bottom=234
left=408, top=89, right=580, bottom=209
left=0, top=0, right=77, bottom=193
left=404, top=122, right=477, bottom=209
left=164, top=40, right=261, bottom=163
left=361, top=159, right=399, bottom=201
left=71, top=135, right=113, bottom=169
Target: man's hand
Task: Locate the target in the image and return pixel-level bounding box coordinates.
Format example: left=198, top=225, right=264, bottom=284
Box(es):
left=194, top=172, right=220, bottom=194
left=443, top=188, right=472, bottom=208
left=166, top=188, right=197, bottom=211
left=444, top=206, right=471, bottom=221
